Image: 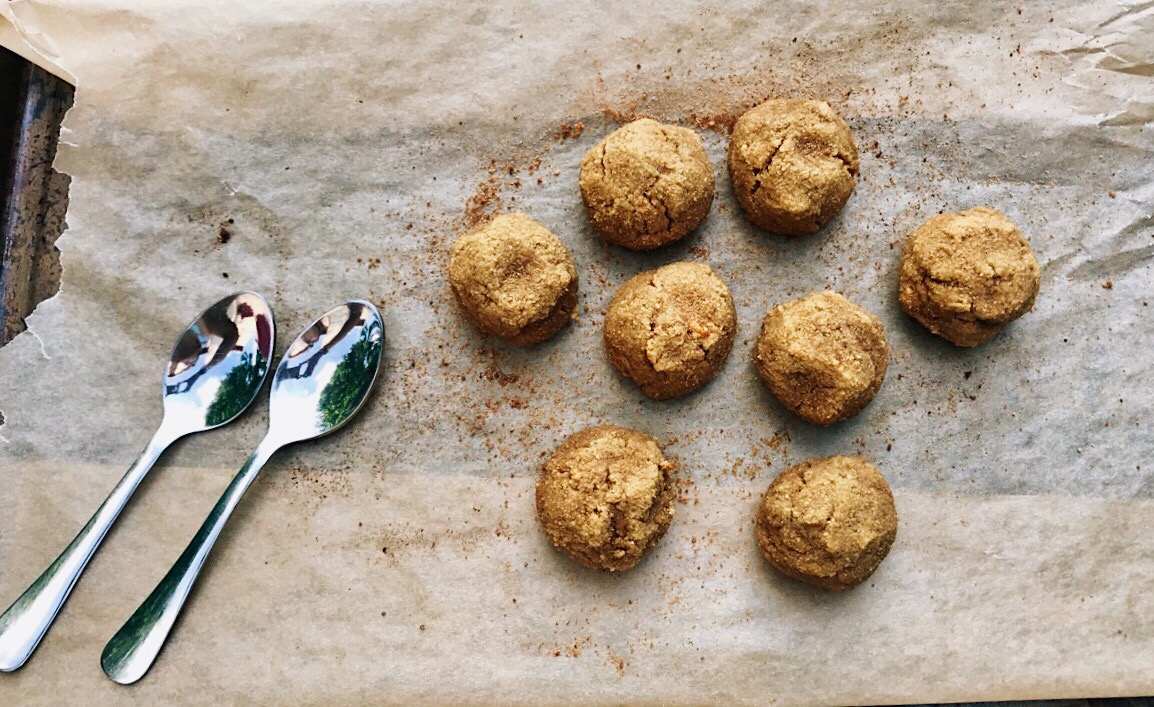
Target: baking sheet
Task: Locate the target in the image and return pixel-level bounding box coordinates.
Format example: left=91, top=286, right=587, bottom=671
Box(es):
left=1, top=0, right=1153, bottom=703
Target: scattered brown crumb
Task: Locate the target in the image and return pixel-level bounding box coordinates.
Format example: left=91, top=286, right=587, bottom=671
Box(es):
left=463, top=177, right=503, bottom=228
left=602, top=105, right=647, bottom=124
left=609, top=653, right=626, bottom=678
left=565, top=638, right=587, bottom=658
left=766, top=430, right=791, bottom=450
left=555, top=121, right=585, bottom=140
left=688, top=108, right=738, bottom=134
left=1108, top=191, right=1117, bottom=198
left=1103, top=280, right=1113, bottom=290
left=481, top=365, right=520, bottom=387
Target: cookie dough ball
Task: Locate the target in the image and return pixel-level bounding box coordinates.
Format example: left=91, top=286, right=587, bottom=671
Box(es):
left=755, top=291, right=887, bottom=425
left=899, top=207, right=1040, bottom=347
left=604, top=262, right=737, bottom=400
left=756, top=455, right=897, bottom=590
left=728, top=99, right=859, bottom=236
left=580, top=118, right=715, bottom=250
left=536, top=425, right=676, bottom=571
left=448, top=212, right=578, bottom=346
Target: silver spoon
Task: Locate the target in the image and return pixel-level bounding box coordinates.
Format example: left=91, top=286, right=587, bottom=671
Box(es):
left=100, top=300, right=385, bottom=684
left=0, top=292, right=275, bottom=671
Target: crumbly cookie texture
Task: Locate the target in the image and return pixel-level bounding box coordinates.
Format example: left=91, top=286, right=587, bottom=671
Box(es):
left=728, top=99, right=859, bottom=236
left=604, top=262, right=737, bottom=400
left=448, top=212, right=578, bottom=346
left=756, top=455, right=897, bottom=591
left=536, top=425, right=676, bottom=571
left=755, top=291, right=887, bottom=425
left=899, top=206, right=1040, bottom=347
left=580, top=118, right=715, bottom=250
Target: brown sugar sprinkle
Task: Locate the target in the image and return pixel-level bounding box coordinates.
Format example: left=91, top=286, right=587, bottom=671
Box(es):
left=481, top=365, right=520, bottom=387
left=602, top=105, right=646, bottom=124
left=609, top=653, right=626, bottom=677
left=463, top=177, right=507, bottom=228
left=688, top=108, right=738, bottom=134
left=766, top=429, right=790, bottom=450
left=554, top=121, right=585, bottom=140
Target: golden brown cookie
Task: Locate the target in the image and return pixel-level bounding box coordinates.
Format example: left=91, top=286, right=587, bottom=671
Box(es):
left=579, top=118, right=715, bottom=250
left=604, top=262, right=737, bottom=400
left=448, top=212, right=578, bottom=346
left=899, top=206, right=1040, bottom=347
left=728, top=99, right=859, bottom=236
left=756, top=455, right=897, bottom=590
left=536, top=425, right=676, bottom=571
left=754, top=291, right=887, bottom=425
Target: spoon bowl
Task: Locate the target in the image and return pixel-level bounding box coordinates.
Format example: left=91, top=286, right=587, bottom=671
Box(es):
left=268, top=300, right=384, bottom=444
left=163, top=292, right=275, bottom=432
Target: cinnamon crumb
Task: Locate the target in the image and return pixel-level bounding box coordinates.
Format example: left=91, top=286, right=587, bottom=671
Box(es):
left=554, top=121, right=585, bottom=140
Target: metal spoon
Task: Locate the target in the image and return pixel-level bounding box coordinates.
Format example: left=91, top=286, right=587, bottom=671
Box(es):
left=0, top=292, right=275, bottom=671
left=101, top=300, right=385, bottom=684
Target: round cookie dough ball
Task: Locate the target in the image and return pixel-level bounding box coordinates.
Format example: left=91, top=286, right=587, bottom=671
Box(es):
left=448, top=212, right=578, bottom=346
left=536, top=425, right=676, bottom=571
left=756, top=455, right=897, bottom=590
left=604, top=262, right=737, bottom=400
left=899, top=206, right=1040, bottom=347
left=580, top=118, right=715, bottom=250
left=755, top=291, right=887, bottom=425
left=728, top=99, right=859, bottom=236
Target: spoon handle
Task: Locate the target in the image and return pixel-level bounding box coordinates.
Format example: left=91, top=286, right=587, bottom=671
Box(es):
left=0, top=427, right=177, bottom=671
left=100, top=438, right=278, bottom=685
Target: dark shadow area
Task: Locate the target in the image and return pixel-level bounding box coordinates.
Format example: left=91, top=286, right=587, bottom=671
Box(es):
left=0, top=45, right=73, bottom=345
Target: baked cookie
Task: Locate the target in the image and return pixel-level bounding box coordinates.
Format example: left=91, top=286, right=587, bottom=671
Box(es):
left=899, top=206, right=1040, bottom=347
left=604, top=262, right=737, bottom=400
left=756, top=455, right=897, bottom=590
left=755, top=291, right=887, bottom=425
left=580, top=118, right=715, bottom=250
left=728, top=99, right=859, bottom=235
left=448, top=212, right=578, bottom=346
left=536, top=425, right=676, bottom=571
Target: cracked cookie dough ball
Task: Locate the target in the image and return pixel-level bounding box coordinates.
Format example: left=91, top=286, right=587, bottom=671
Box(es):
left=448, top=212, right=578, bottom=346
left=579, top=118, right=715, bottom=250
left=755, top=291, right=887, bottom=425
left=899, top=207, right=1041, bottom=347
left=604, top=262, right=736, bottom=400
left=756, top=455, right=897, bottom=590
left=536, top=425, right=676, bottom=571
left=728, top=99, right=859, bottom=236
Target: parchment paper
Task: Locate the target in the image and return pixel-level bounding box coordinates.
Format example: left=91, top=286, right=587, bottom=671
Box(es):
left=1, top=1, right=1153, bottom=703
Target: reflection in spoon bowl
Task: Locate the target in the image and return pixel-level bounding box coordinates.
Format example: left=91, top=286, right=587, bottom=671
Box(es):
left=272, top=302, right=383, bottom=442
left=163, top=292, right=275, bottom=428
